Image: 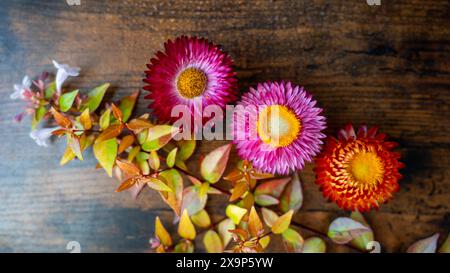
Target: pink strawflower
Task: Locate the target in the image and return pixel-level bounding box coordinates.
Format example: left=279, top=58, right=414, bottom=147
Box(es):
left=143, top=36, right=237, bottom=124
left=233, top=81, right=326, bottom=174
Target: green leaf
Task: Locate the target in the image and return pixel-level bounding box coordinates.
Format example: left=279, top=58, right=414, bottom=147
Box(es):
left=279, top=173, right=303, bottom=213
left=271, top=210, right=293, bottom=234
left=45, top=81, right=56, bottom=99
left=203, top=230, right=223, bottom=253
left=328, top=217, right=371, bottom=244
left=350, top=211, right=374, bottom=251
left=93, top=138, right=117, bottom=177
left=59, top=89, right=79, bottom=112
left=118, top=91, right=138, bottom=122
left=302, top=237, right=326, bottom=253
left=407, top=233, right=439, bottom=253
left=200, top=143, right=232, bottom=183
left=99, top=109, right=111, bottom=130
left=166, top=147, right=177, bottom=168
left=82, top=83, right=109, bottom=113
left=141, top=125, right=179, bottom=151
left=217, top=218, right=235, bottom=248
left=174, top=240, right=194, bottom=253
left=32, top=105, right=47, bottom=129
left=225, top=204, right=247, bottom=225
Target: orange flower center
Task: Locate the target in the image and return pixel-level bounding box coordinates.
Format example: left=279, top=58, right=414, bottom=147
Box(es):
left=348, top=151, right=384, bottom=185
left=257, top=105, right=301, bottom=148
left=176, top=68, right=207, bottom=98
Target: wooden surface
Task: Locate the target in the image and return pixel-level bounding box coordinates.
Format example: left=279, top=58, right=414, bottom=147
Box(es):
left=0, top=0, right=449, bottom=253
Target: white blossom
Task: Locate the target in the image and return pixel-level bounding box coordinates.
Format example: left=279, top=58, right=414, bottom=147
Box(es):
left=53, top=60, right=80, bottom=93
left=10, top=76, right=31, bottom=100
left=29, top=127, right=60, bottom=147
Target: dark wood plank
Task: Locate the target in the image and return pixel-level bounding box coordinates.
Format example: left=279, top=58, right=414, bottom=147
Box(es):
left=0, top=0, right=448, bottom=252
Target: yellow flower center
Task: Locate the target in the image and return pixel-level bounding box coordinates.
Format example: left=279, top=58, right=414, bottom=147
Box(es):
left=176, top=67, right=207, bottom=98
left=257, top=105, right=301, bottom=148
left=349, top=151, right=384, bottom=185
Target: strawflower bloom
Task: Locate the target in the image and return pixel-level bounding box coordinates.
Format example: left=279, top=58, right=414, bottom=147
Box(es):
left=233, top=81, right=326, bottom=175
left=143, top=36, right=237, bottom=123
left=314, top=124, right=404, bottom=211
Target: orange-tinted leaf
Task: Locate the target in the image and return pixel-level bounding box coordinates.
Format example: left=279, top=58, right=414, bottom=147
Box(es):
left=79, top=108, right=92, bottom=130
left=52, top=128, right=67, bottom=136
left=118, top=134, right=135, bottom=154
left=271, top=210, right=293, bottom=234
left=111, top=103, right=123, bottom=121
left=229, top=228, right=249, bottom=242
left=254, top=177, right=291, bottom=198
left=127, top=146, right=140, bottom=162
left=95, top=124, right=123, bottom=143
left=50, top=107, right=72, bottom=128
left=282, top=228, right=304, bottom=253
left=203, top=230, right=223, bottom=253
left=127, top=118, right=153, bottom=131
left=115, top=177, right=136, bottom=192
left=200, top=143, right=232, bottom=183
left=217, top=218, right=235, bottom=248
left=229, top=181, right=248, bottom=202
left=181, top=186, right=207, bottom=216
left=178, top=209, right=196, bottom=240
left=279, top=173, right=303, bottom=213
left=261, top=208, right=279, bottom=228
left=224, top=169, right=243, bottom=182
left=158, top=169, right=183, bottom=215
left=142, top=125, right=179, bottom=151
left=248, top=207, right=264, bottom=238
left=155, top=216, right=172, bottom=246
left=249, top=171, right=275, bottom=180
left=115, top=159, right=140, bottom=176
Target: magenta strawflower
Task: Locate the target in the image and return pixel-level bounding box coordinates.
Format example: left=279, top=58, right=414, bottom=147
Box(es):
left=233, top=81, right=326, bottom=174
left=143, top=36, right=237, bottom=123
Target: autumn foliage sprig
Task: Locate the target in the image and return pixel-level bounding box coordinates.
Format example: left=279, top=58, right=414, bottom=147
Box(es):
left=13, top=61, right=449, bottom=254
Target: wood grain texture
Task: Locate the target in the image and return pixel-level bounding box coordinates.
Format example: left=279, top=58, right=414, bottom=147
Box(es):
left=0, top=0, right=448, bottom=252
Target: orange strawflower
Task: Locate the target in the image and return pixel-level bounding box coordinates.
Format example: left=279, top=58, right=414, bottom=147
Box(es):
left=314, top=124, right=404, bottom=211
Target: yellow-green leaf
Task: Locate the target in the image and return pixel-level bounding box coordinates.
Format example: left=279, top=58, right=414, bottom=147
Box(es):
left=302, top=237, right=326, bottom=253
left=279, top=173, right=303, bottom=213
left=93, top=138, right=117, bottom=177
left=82, top=83, right=109, bottom=113
left=79, top=108, right=92, bottom=130
left=282, top=228, right=304, bottom=252
left=438, top=234, right=450, bottom=253
left=191, top=209, right=211, bottom=228
left=59, top=89, right=78, bottom=112
left=203, top=230, right=223, bottom=253
left=328, top=217, right=371, bottom=244
left=178, top=209, right=196, bottom=240
left=99, top=108, right=111, bottom=130
left=176, top=139, right=196, bottom=160
left=158, top=169, right=183, bottom=215
left=217, top=218, right=235, bottom=248
left=248, top=206, right=264, bottom=238
left=145, top=177, right=173, bottom=192
left=32, top=105, right=47, bottom=129
left=44, top=81, right=56, bottom=99
left=271, top=210, right=293, bottom=234
left=148, top=150, right=160, bottom=170
left=142, top=125, right=179, bottom=151
left=155, top=216, right=172, bottom=247
left=200, top=143, right=232, bottom=183
left=350, top=211, right=374, bottom=251
left=225, top=204, right=247, bottom=225
left=119, top=91, right=138, bottom=122
left=261, top=208, right=279, bottom=228
left=166, top=147, right=177, bottom=168
left=67, top=134, right=83, bottom=160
